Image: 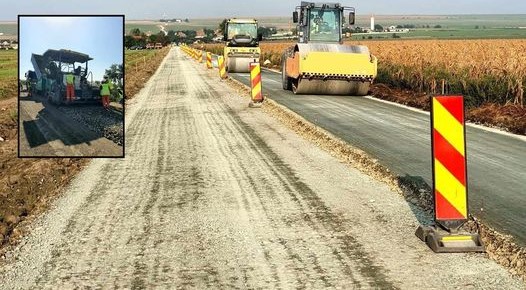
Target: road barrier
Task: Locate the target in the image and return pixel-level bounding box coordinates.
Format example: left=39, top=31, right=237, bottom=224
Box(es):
left=198, top=51, right=203, bottom=63
left=249, top=62, right=264, bottom=107
left=218, top=56, right=227, bottom=79
left=416, top=95, right=484, bottom=253
left=206, top=52, right=212, bottom=69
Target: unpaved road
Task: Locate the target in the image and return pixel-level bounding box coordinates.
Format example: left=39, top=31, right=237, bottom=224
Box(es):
left=1, top=48, right=523, bottom=289
left=19, top=94, right=123, bottom=157
left=231, top=70, right=526, bottom=247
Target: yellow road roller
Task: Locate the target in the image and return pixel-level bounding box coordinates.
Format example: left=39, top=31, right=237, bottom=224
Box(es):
left=282, top=2, right=377, bottom=95
left=223, top=18, right=262, bottom=73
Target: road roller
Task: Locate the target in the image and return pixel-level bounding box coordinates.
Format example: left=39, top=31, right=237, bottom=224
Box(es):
left=223, top=18, right=262, bottom=73
left=282, top=2, right=377, bottom=95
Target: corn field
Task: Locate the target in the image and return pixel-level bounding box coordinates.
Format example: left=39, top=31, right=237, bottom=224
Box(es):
left=201, top=39, right=526, bottom=107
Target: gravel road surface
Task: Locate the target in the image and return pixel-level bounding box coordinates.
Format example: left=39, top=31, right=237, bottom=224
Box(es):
left=1, top=48, right=523, bottom=289
left=19, top=95, right=123, bottom=157
left=231, top=70, right=526, bottom=247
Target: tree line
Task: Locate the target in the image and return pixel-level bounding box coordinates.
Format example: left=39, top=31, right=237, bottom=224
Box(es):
left=125, top=28, right=216, bottom=48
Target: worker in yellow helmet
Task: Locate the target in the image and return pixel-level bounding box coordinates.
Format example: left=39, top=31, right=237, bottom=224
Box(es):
left=100, top=76, right=112, bottom=109
left=65, top=73, right=75, bottom=103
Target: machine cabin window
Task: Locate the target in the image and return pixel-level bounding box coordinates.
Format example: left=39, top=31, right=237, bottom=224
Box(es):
left=308, top=8, right=340, bottom=42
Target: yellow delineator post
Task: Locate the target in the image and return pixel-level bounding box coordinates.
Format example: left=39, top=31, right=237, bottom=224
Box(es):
left=249, top=62, right=264, bottom=108
left=415, top=95, right=484, bottom=253
left=198, top=51, right=203, bottom=63
left=218, top=56, right=227, bottom=79
left=206, top=52, right=212, bottom=69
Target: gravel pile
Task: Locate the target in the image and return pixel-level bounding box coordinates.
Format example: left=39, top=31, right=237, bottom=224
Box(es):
left=57, top=105, right=124, bottom=146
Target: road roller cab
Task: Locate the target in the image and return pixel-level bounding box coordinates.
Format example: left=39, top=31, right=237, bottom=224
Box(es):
left=282, top=2, right=378, bottom=95
left=223, top=18, right=262, bottom=73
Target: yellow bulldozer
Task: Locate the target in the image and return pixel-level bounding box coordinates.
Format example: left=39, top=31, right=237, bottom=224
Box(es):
left=223, top=18, right=262, bottom=73
left=282, top=2, right=377, bottom=95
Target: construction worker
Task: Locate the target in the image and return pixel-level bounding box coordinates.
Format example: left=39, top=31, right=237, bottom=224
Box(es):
left=65, top=72, right=75, bottom=103
left=100, top=76, right=111, bottom=110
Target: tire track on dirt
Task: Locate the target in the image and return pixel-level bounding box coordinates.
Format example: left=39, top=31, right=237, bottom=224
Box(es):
left=179, top=56, right=395, bottom=289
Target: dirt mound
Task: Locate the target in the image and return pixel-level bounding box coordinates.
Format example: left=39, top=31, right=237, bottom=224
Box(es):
left=468, top=103, right=526, bottom=135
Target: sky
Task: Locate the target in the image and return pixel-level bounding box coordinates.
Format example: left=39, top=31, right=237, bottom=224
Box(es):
left=1, top=0, right=526, bottom=20
left=19, top=16, right=123, bottom=81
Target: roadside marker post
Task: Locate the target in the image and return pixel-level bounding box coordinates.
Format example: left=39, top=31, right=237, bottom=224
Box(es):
left=206, top=52, right=212, bottom=69
left=218, top=56, right=227, bottom=80
left=416, top=95, right=484, bottom=253
left=198, top=51, right=203, bottom=63
left=248, top=62, right=264, bottom=108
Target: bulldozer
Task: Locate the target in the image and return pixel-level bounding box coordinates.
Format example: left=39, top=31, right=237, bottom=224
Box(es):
left=282, top=2, right=377, bottom=95
left=223, top=18, right=262, bottom=73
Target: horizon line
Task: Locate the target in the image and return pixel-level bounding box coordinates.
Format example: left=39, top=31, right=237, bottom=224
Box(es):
left=1, top=13, right=526, bottom=22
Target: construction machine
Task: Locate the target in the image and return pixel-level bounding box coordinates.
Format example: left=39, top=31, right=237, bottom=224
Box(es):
left=30, top=49, right=101, bottom=105
left=223, top=18, right=262, bottom=73
left=282, top=2, right=377, bottom=95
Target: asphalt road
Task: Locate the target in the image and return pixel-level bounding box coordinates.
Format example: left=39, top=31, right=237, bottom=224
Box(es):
left=231, top=70, right=526, bottom=246
left=1, top=47, right=523, bottom=288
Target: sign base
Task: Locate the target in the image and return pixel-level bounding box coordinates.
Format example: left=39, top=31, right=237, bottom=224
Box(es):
left=415, top=225, right=485, bottom=253
left=249, top=100, right=263, bottom=108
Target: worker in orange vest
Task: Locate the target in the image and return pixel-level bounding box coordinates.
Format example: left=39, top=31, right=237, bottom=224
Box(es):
left=100, top=76, right=112, bottom=109
left=65, top=73, right=75, bottom=103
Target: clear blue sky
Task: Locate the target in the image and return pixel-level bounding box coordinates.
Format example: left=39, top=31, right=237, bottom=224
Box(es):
left=19, top=16, right=123, bottom=81
left=1, top=0, right=526, bottom=20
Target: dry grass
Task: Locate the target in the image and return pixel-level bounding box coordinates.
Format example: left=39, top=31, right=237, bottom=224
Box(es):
left=0, top=50, right=17, bottom=100
left=204, top=40, right=526, bottom=107
left=357, top=39, right=526, bottom=108
left=124, top=47, right=170, bottom=99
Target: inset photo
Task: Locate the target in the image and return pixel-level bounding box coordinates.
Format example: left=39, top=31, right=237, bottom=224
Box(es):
left=18, top=15, right=124, bottom=157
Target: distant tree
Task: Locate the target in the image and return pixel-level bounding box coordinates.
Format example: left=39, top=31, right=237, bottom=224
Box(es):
left=258, top=27, right=273, bottom=38
left=154, top=32, right=169, bottom=45
left=349, top=26, right=363, bottom=33
left=130, top=28, right=142, bottom=36
left=203, top=28, right=215, bottom=42
left=392, top=33, right=400, bottom=39
left=167, top=30, right=177, bottom=43
left=104, top=64, right=123, bottom=101
left=125, top=35, right=135, bottom=48
left=184, top=18, right=189, bottom=23
left=218, top=19, right=228, bottom=34
left=475, top=25, right=480, bottom=29
left=434, top=25, right=442, bottom=29
left=182, top=30, right=197, bottom=43
left=374, top=24, right=384, bottom=32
